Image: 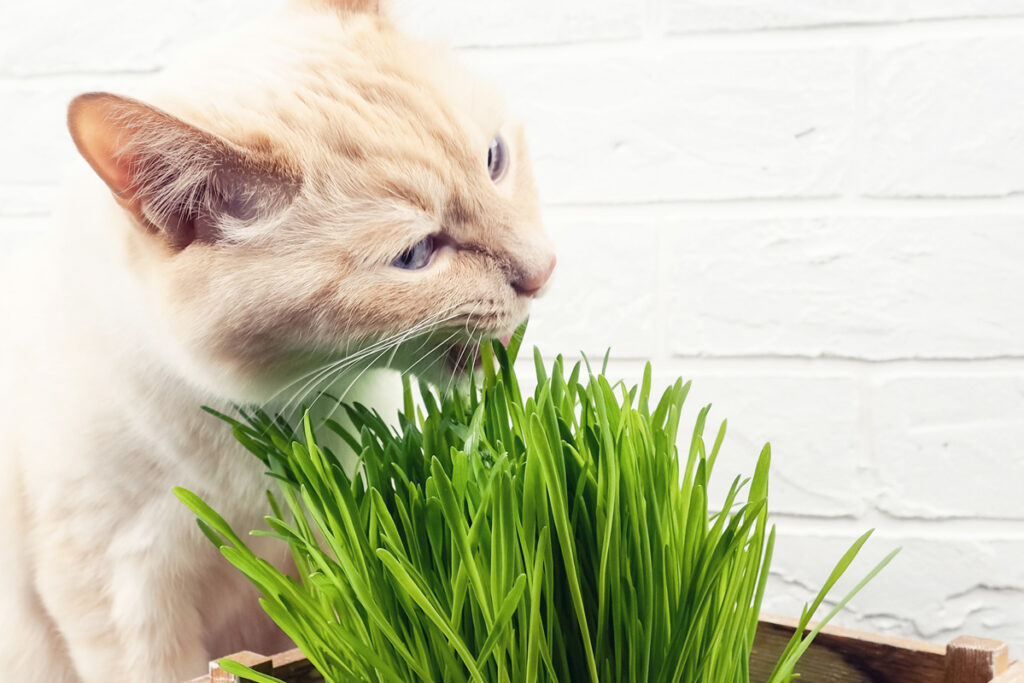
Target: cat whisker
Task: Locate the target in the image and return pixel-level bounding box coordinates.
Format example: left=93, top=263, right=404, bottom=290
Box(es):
left=404, top=328, right=463, bottom=379
left=276, top=308, right=464, bottom=421
left=264, top=305, right=462, bottom=411
left=308, top=329, right=443, bottom=431
left=440, top=301, right=486, bottom=399
left=264, top=297, right=495, bottom=429
left=382, top=304, right=462, bottom=369
left=306, top=323, right=463, bottom=433
left=297, top=322, right=439, bottom=424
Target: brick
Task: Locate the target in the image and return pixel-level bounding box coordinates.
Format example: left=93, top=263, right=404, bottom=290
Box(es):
left=0, top=86, right=78, bottom=186
left=0, top=0, right=279, bottom=76
left=526, top=216, right=658, bottom=359
left=464, top=45, right=855, bottom=203
left=0, top=186, right=57, bottom=218
left=0, top=77, right=143, bottom=186
left=0, top=216, right=48, bottom=234
left=393, top=0, right=642, bottom=47
left=667, top=372, right=866, bottom=517
left=871, top=375, right=1024, bottom=519
left=0, top=0, right=639, bottom=77
left=863, top=36, right=1024, bottom=197
left=665, top=215, right=1024, bottom=359
left=507, top=361, right=866, bottom=516
left=0, top=220, right=45, bottom=271
left=763, top=533, right=1024, bottom=657
left=664, top=1, right=1024, bottom=33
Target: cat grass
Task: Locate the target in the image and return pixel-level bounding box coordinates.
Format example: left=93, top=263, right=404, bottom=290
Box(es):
left=177, top=330, right=897, bottom=683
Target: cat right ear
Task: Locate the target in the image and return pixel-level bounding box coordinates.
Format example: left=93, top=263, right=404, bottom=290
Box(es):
left=67, top=92, right=298, bottom=250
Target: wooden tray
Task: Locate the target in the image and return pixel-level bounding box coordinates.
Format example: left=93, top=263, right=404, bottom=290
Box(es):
left=188, top=613, right=1022, bottom=682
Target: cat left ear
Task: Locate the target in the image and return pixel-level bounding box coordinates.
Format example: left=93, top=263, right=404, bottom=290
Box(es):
left=67, top=92, right=299, bottom=250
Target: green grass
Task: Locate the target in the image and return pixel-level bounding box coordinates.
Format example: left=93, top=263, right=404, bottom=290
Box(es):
left=177, top=331, right=898, bottom=683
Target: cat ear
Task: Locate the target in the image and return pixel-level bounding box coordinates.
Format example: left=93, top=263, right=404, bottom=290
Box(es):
left=67, top=92, right=299, bottom=250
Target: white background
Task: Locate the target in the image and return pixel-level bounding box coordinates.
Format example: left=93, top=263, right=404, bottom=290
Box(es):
left=3, top=0, right=1023, bottom=660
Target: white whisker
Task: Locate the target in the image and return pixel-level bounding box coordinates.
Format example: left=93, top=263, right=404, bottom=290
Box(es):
left=278, top=307, right=465, bottom=422
left=265, top=305, right=462, bottom=414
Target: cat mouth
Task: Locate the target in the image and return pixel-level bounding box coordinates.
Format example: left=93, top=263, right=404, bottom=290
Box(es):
left=444, top=333, right=512, bottom=374
left=445, top=342, right=480, bottom=373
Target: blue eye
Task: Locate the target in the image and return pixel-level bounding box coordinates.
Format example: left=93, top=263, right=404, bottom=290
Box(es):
left=487, top=135, right=508, bottom=182
left=392, top=236, right=435, bottom=270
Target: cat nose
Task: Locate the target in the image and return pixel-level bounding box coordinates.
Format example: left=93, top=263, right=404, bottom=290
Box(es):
left=513, top=254, right=557, bottom=298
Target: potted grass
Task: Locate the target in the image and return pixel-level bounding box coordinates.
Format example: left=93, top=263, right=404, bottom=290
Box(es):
left=178, top=331, right=1020, bottom=683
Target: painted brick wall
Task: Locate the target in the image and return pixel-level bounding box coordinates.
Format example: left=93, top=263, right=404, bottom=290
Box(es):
left=3, top=0, right=1023, bottom=659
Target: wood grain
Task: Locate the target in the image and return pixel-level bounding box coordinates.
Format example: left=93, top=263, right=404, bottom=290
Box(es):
left=752, top=614, right=946, bottom=683
left=944, top=635, right=1010, bottom=683
left=192, top=615, right=1015, bottom=683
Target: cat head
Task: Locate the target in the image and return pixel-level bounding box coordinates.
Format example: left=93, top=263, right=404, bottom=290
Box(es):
left=66, top=0, right=555, bottom=400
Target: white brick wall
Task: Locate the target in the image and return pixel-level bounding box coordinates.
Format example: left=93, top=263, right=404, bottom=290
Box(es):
left=3, top=0, right=1023, bottom=660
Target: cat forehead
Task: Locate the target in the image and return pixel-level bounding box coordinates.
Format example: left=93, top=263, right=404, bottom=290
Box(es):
left=152, top=6, right=508, bottom=203
left=163, top=8, right=506, bottom=133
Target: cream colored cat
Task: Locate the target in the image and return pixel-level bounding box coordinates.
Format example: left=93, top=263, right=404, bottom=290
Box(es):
left=0, top=1, right=555, bottom=680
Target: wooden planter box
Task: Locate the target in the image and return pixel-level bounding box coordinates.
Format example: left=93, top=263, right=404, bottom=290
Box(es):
left=188, top=613, right=1022, bottom=683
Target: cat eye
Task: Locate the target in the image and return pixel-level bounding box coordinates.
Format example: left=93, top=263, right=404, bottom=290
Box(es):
left=487, top=134, right=508, bottom=182
left=392, top=235, right=435, bottom=270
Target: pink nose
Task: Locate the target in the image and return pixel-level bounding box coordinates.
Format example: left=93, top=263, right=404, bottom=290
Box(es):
left=513, top=254, right=557, bottom=298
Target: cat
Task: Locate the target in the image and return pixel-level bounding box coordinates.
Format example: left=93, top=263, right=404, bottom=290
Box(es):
left=0, top=0, right=555, bottom=681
